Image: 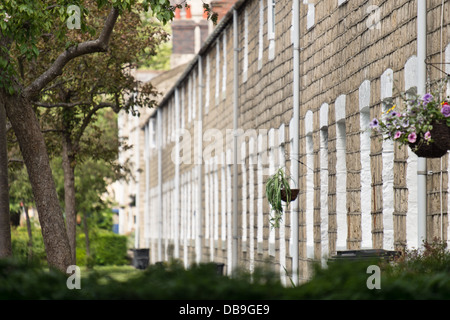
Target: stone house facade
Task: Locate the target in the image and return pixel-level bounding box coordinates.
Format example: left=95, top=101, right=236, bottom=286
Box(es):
left=117, top=0, right=450, bottom=283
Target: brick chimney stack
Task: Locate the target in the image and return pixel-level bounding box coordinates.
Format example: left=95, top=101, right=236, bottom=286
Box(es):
left=170, top=0, right=211, bottom=68
left=210, top=0, right=239, bottom=23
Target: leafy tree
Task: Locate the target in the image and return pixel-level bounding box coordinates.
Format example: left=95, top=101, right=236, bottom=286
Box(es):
left=0, top=0, right=216, bottom=272
left=33, top=2, right=167, bottom=264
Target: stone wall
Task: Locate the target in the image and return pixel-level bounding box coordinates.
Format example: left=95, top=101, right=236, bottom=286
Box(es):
left=125, top=0, right=450, bottom=282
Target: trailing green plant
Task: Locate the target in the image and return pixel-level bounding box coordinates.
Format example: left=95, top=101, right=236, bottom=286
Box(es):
left=265, top=168, right=294, bottom=228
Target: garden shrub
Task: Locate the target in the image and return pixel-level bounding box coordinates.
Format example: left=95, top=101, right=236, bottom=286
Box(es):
left=10, top=226, right=46, bottom=265
left=1, top=240, right=450, bottom=300
left=76, top=230, right=128, bottom=266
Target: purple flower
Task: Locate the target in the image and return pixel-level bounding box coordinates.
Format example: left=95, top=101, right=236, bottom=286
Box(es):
left=408, top=132, right=417, bottom=143
left=441, top=103, right=450, bottom=117
left=422, top=93, right=433, bottom=105
left=370, top=118, right=379, bottom=129
left=390, top=111, right=398, bottom=117
left=424, top=131, right=431, bottom=141
left=394, top=131, right=402, bottom=140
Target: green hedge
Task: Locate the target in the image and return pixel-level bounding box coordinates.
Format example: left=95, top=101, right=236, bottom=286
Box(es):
left=76, top=231, right=128, bottom=266
left=2, top=241, right=450, bottom=300
left=10, top=226, right=47, bottom=265
left=11, top=226, right=128, bottom=267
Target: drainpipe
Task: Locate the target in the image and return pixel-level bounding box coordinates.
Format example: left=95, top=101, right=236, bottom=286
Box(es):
left=197, top=57, right=204, bottom=264
left=417, top=0, right=427, bottom=247
left=292, top=0, right=300, bottom=286
left=232, top=9, right=239, bottom=273
left=135, top=116, right=140, bottom=249
left=157, top=110, right=163, bottom=261
left=174, top=88, right=180, bottom=259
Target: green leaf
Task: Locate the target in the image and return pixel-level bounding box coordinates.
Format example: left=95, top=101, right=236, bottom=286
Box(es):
left=31, top=45, right=39, bottom=57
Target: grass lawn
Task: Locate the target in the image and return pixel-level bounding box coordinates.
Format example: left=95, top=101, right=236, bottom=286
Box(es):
left=80, top=265, right=142, bottom=284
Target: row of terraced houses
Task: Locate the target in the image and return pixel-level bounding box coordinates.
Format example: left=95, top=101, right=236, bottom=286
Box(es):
left=115, top=0, right=450, bottom=284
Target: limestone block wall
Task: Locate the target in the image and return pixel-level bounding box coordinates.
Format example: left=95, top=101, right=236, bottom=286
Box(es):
left=117, top=0, right=450, bottom=282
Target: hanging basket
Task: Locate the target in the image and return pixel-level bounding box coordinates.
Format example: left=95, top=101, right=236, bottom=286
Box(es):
left=408, top=121, right=450, bottom=158
left=409, top=141, right=447, bottom=158
left=280, top=188, right=299, bottom=202
left=431, top=121, right=450, bottom=151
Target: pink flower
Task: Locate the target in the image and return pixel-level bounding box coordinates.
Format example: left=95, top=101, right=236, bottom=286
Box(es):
left=394, top=131, right=402, bottom=139
left=408, top=132, right=417, bottom=143
left=424, top=131, right=431, bottom=141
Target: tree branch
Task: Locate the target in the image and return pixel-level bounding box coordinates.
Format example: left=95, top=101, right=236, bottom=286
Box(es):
left=8, top=158, right=24, bottom=164
left=74, top=102, right=116, bottom=146
left=41, top=129, right=64, bottom=134
left=23, top=7, right=120, bottom=100
left=33, top=101, right=92, bottom=108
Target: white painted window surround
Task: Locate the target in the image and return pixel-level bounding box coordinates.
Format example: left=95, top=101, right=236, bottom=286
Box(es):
left=205, top=56, right=210, bottom=114
left=277, top=123, right=287, bottom=285
left=248, top=137, right=256, bottom=273
left=359, top=80, right=372, bottom=249
left=404, top=57, right=418, bottom=250
left=447, top=45, right=450, bottom=248
left=305, top=110, right=314, bottom=258
left=241, top=142, right=248, bottom=251
left=222, top=32, right=227, bottom=99
left=258, top=0, right=263, bottom=70
left=320, top=103, right=329, bottom=262
left=243, top=9, right=249, bottom=83
left=335, top=95, right=347, bottom=250
left=268, top=0, right=275, bottom=60
left=215, top=41, right=220, bottom=105
left=304, top=0, right=315, bottom=30
left=381, top=68, right=394, bottom=251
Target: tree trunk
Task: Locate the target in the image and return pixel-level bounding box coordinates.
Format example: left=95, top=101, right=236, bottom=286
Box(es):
left=24, top=205, right=33, bottom=261
left=62, top=135, right=77, bottom=265
left=2, top=91, right=72, bottom=272
left=82, top=213, right=91, bottom=267
left=0, top=103, right=12, bottom=258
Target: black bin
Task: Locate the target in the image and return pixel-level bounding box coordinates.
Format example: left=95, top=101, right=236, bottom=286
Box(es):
left=329, top=249, right=401, bottom=263
left=133, top=248, right=150, bottom=269
left=215, top=263, right=225, bottom=275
